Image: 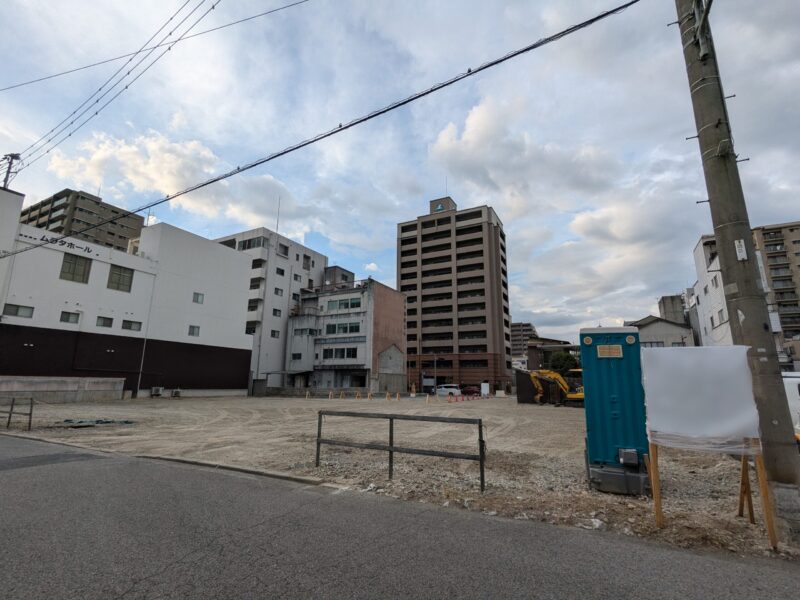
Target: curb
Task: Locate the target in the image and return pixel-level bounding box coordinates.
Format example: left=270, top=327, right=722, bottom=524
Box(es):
left=0, top=431, right=325, bottom=487
left=134, top=454, right=325, bottom=486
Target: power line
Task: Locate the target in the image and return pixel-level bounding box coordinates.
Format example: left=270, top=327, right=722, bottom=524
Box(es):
left=19, top=1, right=223, bottom=171
left=1, top=0, right=642, bottom=260
left=19, top=0, right=196, bottom=157
left=0, top=0, right=311, bottom=94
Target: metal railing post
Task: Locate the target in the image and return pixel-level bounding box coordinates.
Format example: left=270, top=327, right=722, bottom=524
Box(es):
left=478, top=420, right=486, bottom=492
left=389, top=417, right=394, bottom=480
left=315, top=412, right=323, bottom=467
left=27, top=398, right=33, bottom=431
left=6, top=397, right=15, bottom=429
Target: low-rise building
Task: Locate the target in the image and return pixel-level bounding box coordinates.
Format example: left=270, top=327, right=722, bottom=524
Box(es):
left=284, top=271, right=406, bottom=392
left=624, top=315, right=695, bottom=347
left=1, top=187, right=252, bottom=396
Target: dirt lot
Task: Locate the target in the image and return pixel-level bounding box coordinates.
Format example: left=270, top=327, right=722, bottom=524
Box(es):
left=7, top=395, right=797, bottom=559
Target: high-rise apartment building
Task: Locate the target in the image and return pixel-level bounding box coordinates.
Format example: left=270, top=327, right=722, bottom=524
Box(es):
left=397, top=197, right=511, bottom=391
left=215, top=228, right=329, bottom=388
left=752, top=222, right=800, bottom=341
left=510, top=322, right=537, bottom=357
left=19, top=189, right=144, bottom=252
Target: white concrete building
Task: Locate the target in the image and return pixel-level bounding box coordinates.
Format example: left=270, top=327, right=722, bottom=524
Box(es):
left=285, top=272, right=406, bottom=392
left=215, top=228, right=329, bottom=388
left=0, top=187, right=253, bottom=396
left=690, top=234, right=789, bottom=365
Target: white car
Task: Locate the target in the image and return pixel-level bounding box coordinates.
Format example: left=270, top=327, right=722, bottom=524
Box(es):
left=436, top=384, right=462, bottom=397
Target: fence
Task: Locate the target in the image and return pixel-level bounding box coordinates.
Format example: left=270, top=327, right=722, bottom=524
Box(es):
left=0, top=397, right=34, bottom=431
left=315, top=410, right=486, bottom=491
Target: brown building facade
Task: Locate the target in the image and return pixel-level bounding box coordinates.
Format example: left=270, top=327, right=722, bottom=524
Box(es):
left=752, top=222, right=800, bottom=341
left=397, top=197, right=511, bottom=391
left=19, top=189, right=144, bottom=252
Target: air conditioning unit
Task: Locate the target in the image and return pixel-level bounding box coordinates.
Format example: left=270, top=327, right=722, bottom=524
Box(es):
left=171, top=389, right=181, bottom=397
left=150, top=386, right=164, bottom=397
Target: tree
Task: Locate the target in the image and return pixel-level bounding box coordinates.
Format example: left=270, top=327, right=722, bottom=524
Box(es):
left=549, top=351, right=578, bottom=377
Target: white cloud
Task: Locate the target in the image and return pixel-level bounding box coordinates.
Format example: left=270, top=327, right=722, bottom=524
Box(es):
left=364, top=262, right=380, bottom=272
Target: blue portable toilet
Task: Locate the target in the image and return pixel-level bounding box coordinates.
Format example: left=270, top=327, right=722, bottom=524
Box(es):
left=579, top=327, right=650, bottom=495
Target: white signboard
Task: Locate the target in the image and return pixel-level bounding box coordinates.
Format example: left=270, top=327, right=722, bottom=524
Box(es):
left=641, top=346, right=760, bottom=454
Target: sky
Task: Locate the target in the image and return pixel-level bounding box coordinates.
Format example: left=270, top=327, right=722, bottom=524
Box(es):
left=1, top=0, right=798, bottom=341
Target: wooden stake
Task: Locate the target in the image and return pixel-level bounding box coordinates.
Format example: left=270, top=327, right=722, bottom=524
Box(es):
left=355, top=391, right=362, bottom=400
left=646, top=442, right=665, bottom=528
left=395, top=392, right=400, bottom=401
left=339, top=391, right=345, bottom=399
left=385, top=392, right=390, bottom=401
left=754, top=453, right=779, bottom=550
left=738, top=454, right=755, bottom=524
left=328, top=391, right=333, bottom=400
left=305, top=390, right=310, bottom=400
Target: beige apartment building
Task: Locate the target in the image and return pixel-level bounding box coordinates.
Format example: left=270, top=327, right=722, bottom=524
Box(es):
left=19, top=189, right=144, bottom=252
left=396, top=197, right=511, bottom=391
left=752, top=222, right=800, bottom=342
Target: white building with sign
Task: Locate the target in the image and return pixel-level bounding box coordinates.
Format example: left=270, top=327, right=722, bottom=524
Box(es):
left=0, top=187, right=253, bottom=396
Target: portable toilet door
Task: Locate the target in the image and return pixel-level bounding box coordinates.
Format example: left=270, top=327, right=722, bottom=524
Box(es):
left=579, top=327, right=650, bottom=495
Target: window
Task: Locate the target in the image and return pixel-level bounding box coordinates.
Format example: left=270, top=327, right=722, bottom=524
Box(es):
left=247, top=299, right=260, bottom=311
left=339, top=299, right=350, bottom=310
left=274, top=287, right=283, bottom=296
left=335, top=348, right=346, bottom=359
left=327, top=300, right=338, bottom=310
left=273, top=308, right=282, bottom=317
left=238, top=237, right=266, bottom=251
left=349, top=323, right=360, bottom=333
left=251, top=259, right=265, bottom=269
left=291, top=353, right=302, bottom=360
left=250, top=278, right=261, bottom=290
left=341, top=274, right=349, bottom=282
left=350, top=297, right=361, bottom=309
left=107, top=265, right=134, bottom=292
left=292, top=293, right=300, bottom=301
left=270, top=330, right=280, bottom=338
left=337, top=323, right=348, bottom=334
left=718, top=308, right=724, bottom=323
left=293, top=274, right=301, bottom=282
left=277, top=243, right=289, bottom=256
left=671, top=342, right=686, bottom=347
left=97, top=316, right=113, bottom=328
left=60, top=311, right=79, bottom=324
left=326, top=324, right=337, bottom=334
left=188, top=325, right=200, bottom=337
left=295, top=253, right=300, bottom=261
left=193, top=292, right=204, bottom=304
left=346, top=348, right=357, bottom=359
left=302, top=254, right=311, bottom=270
left=276, top=267, right=285, bottom=276
left=122, top=320, right=142, bottom=331
left=712, top=275, right=719, bottom=288
left=641, top=341, right=664, bottom=348
left=323, top=348, right=334, bottom=359
left=710, top=315, right=716, bottom=328
left=3, top=304, right=34, bottom=318
left=60, top=253, right=92, bottom=283
left=703, top=285, right=708, bottom=295
left=245, top=323, right=257, bottom=335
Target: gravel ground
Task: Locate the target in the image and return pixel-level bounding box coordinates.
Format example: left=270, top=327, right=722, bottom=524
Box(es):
left=6, top=395, right=797, bottom=559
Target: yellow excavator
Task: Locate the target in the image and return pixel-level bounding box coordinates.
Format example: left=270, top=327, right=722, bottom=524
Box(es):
left=530, top=369, right=584, bottom=405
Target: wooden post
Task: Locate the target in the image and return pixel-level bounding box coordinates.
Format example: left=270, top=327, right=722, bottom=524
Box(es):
left=385, top=391, right=390, bottom=401
left=425, top=393, right=430, bottom=404
left=367, top=392, right=373, bottom=401
left=645, top=442, right=665, bottom=528
left=395, top=392, right=400, bottom=401
left=738, top=454, right=755, bottom=524
left=754, top=453, right=779, bottom=550
left=328, top=391, right=333, bottom=400
left=355, top=391, right=361, bottom=400
left=339, top=391, right=345, bottom=399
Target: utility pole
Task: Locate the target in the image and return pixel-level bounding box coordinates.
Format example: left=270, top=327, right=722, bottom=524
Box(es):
left=674, top=0, right=800, bottom=540
left=1, top=153, right=20, bottom=189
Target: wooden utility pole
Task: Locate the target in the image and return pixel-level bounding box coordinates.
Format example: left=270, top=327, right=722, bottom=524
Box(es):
left=674, top=0, right=800, bottom=540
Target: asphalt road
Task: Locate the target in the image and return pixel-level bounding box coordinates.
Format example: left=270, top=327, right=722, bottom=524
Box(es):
left=0, top=436, right=796, bottom=599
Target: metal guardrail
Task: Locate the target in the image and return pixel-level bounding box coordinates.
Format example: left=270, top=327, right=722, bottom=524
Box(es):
left=0, top=397, right=34, bottom=431
left=315, top=410, right=486, bottom=491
